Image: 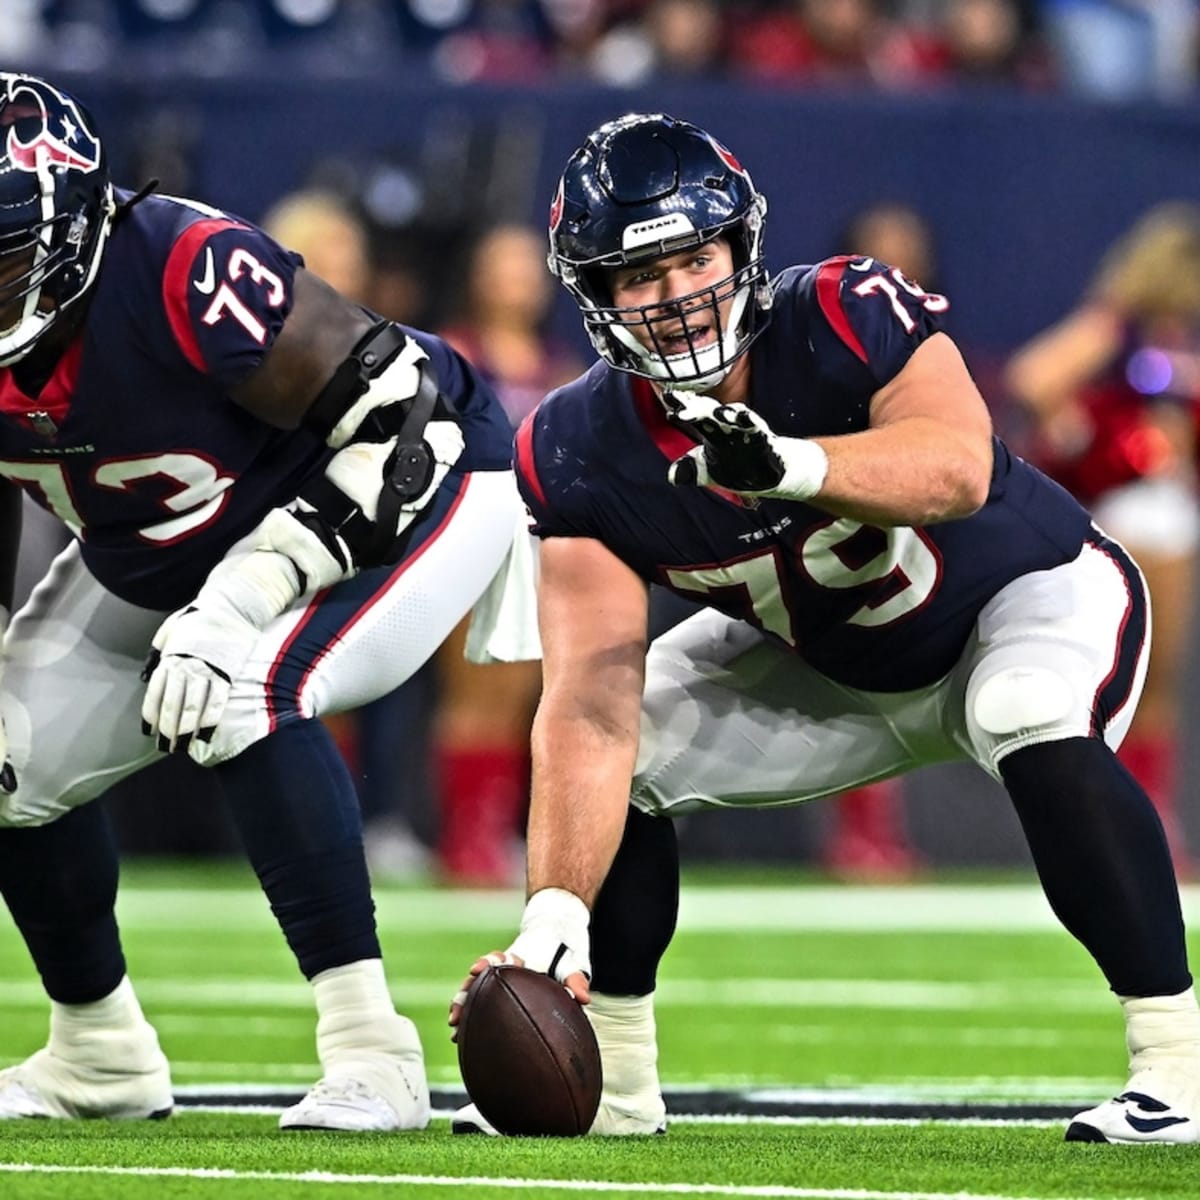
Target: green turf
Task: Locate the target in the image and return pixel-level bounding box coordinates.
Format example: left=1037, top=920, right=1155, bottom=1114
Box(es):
left=1, top=867, right=1198, bottom=1198
left=1, top=1116, right=1197, bottom=1199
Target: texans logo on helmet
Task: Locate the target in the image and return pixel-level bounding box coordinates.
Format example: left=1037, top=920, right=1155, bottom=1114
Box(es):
left=710, top=138, right=745, bottom=177
left=5, top=77, right=102, bottom=175
left=549, top=179, right=564, bottom=233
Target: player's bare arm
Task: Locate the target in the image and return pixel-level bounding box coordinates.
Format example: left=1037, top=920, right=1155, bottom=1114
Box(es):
left=811, top=331, right=994, bottom=527
left=449, top=536, right=648, bottom=1021
left=143, top=256, right=465, bottom=756
left=669, top=332, right=992, bottom=527
left=230, top=268, right=375, bottom=429
left=526, top=535, right=650, bottom=909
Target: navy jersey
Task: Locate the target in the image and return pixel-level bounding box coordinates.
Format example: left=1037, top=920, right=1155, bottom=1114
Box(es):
left=516, top=256, right=1095, bottom=692
left=0, top=190, right=512, bottom=610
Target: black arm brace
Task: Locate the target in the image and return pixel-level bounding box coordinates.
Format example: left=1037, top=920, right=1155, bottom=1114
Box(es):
left=297, top=320, right=459, bottom=568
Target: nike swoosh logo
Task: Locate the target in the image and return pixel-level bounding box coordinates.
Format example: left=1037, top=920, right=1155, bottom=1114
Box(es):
left=193, top=247, right=216, bottom=295
left=848, top=257, right=874, bottom=272
left=1126, top=1113, right=1190, bottom=1133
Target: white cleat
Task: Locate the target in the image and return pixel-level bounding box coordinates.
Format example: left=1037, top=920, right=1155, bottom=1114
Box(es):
left=280, top=1055, right=431, bottom=1132
left=1066, top=1067, right=1200, bottom=1144
left=451, top=1098, right=665, bottom=1137
left=0, top=1045, right=173, bottom=1120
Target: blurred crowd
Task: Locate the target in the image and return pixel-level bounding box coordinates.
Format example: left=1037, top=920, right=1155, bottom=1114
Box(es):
left=5, top=0, right=1200, bottom=102
left=8, top=8, right=1200, bottom=881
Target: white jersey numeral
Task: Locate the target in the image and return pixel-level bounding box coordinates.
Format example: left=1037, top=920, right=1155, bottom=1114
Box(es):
left=200, top=248, right=285, bottom=343
left=665, top=550, right=795, bottom=645
left=851, top=268, right=948, bottom=331
left=0, top=459, right=85, bottom=536
left=799, top=519, right=941, bottom=627
left=666, top=519, right=941, bottom=645
left=0, top=452, right=235, bottom=544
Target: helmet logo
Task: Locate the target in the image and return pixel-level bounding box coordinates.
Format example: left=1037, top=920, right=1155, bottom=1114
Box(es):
left=710, top=138, right=745, bottom=177
left=548, top=178, right=564, bottom=233
left=6, top=77, right=102, bottom=175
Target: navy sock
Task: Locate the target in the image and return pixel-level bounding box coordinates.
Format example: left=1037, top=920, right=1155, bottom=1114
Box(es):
left=590, top=806, right=679, bottom=996
left=0, top=803, right=126, bottom=1004
left=1001, top=737, right=1192, bottom=997
left=214, top=719, right=380, bottom=979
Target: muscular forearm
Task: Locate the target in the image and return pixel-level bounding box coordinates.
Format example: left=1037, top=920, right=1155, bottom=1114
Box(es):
left=524, top=707, right=640, bottom=909
left=812, top=417, right=992, bottom=527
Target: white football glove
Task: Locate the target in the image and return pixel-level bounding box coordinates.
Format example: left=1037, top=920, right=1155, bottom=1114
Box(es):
left=140, top=598, right=256, bottom=757
left=141, top=507, right=352, bottom=761
left=0, top=607, right=15, bottom=794
left=664, top=393, right=828, bottom=501
left=506, top=888, right=592, bottom=984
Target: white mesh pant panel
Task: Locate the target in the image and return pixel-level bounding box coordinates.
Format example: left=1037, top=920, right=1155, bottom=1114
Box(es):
left=631, top=540, right=1150, bottom=816
left=199, top=469, right=523, bottom=764
left=630, top=610, right=947, bottom=817
left=956, top=538, right=1151, bottom=775
left=1, top=542, right=166, bottom=826
left=0, top=469, right=523, bottom=820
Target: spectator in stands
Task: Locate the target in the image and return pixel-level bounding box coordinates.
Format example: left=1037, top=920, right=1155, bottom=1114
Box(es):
left=435, top=223, right=583, bottom=885
left=1041, top=0, right=1197, bottom=101
left=588, top=0, right=728, bottom=87
left=1006, top=202, right=1200, bottom=874
left=729, top=0, right=940, bottom=88
left=928, top=0, right=1055, bottom=89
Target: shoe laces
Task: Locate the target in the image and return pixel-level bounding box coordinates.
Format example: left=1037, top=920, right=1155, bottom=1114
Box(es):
left=301, top=1078, right=379, bottom=1106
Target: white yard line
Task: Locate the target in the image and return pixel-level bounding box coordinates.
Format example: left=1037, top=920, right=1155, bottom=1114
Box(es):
left=93, top=883, right=1200, bottom=933
left=0, top=1163, right=1116, bottom=1200
left=0, top=976, right=1117, bottom=1011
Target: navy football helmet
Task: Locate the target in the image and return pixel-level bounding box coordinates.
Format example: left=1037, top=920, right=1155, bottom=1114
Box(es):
left=548, top=113, right=771, bottom=391
left=0, top=74, right=115, bottom=366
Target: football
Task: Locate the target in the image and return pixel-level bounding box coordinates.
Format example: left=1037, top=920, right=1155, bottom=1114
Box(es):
left=456, top=964, right=602, bottom=1136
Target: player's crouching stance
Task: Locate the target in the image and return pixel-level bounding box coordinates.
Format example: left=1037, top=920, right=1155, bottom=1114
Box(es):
left=0, top=75, right=525, bottom=1131
left=451, top=113, right=1200, bottom=1143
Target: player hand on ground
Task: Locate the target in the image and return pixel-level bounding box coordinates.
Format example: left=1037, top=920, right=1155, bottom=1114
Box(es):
left=140, top=598, right=259, bottom=758
left=663, top=393, right=827, bottom=502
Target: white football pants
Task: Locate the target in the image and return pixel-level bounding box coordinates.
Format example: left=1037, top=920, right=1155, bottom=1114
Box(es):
left=0, top=468, right=522, bottom=826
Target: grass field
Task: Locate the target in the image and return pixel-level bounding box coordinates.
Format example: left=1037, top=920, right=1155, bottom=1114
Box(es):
left=1, top=861, right=1199, bottom=1199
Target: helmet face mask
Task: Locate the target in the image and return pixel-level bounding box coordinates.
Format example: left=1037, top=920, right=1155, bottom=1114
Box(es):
left=0, top=74, right=115, bottom=366
left=549, top=113, right=772, bottom=391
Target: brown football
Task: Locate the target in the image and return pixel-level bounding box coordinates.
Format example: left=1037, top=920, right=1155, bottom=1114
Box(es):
left=457, top=964, right=602, bottom=1136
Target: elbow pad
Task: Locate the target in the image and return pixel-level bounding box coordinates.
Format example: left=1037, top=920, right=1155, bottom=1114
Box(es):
left=300, top=321, right=466, bottom=568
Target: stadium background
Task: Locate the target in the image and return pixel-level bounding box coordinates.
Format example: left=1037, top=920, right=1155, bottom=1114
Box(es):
left=9, top=0, right=1200, bottom=870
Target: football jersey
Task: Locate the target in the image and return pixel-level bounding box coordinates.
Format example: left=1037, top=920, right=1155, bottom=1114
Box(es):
left=0, top=190, right=513, bottom=610
left=516, top=256, right=1095, bottom=693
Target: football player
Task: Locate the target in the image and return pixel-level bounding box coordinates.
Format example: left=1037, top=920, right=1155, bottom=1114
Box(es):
left=0, top=73, right=522, bottom=1131
left=450, top=112, right=1200, bottom=1144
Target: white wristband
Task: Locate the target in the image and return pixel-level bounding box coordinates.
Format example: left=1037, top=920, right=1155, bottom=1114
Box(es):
left=508, top=887, right=592, bottom=982
left=771, top=436, right=829, bottom=502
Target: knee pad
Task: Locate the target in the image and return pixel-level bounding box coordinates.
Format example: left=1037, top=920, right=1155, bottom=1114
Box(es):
left=971, top=664, right=1076, bottom=737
